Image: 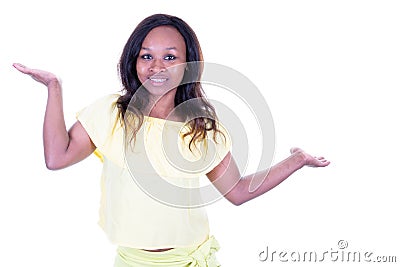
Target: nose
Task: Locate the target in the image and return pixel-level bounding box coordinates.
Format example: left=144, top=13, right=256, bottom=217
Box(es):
left=149, top=59, right=166, bottom=73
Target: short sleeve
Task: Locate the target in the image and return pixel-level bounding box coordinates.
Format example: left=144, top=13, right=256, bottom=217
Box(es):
left=205, top=122, right=232, bottom=173
left=177, top=121, right=231, bottom=175
left=76, top=94, right=124, bottom=165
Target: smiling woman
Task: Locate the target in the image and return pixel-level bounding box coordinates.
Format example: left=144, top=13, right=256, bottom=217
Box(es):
left=13, top=13, right=329, bottom=267
left=116, top=15, right=219, bottom=152
left=136, top=26, right=187, bottom=97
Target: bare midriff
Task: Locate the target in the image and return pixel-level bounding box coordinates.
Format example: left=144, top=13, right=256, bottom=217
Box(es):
left=142, top=248, right=174, bottom=252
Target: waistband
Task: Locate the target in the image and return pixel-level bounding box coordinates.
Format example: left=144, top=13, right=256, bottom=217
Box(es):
left=114, top=235, right=220, bottom=267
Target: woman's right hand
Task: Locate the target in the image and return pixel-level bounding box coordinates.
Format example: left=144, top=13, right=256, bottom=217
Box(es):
left=13, top=63, right=95, bottom=170
left=13, top=63, right=60, bottom=87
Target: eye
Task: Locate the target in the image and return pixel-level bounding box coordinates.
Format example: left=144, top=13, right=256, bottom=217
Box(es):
left=140, top=54, right=152, bottom=60
left=164, top=54, right=176, bottom=61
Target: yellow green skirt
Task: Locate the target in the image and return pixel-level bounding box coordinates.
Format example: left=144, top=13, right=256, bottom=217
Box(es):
left=114, top=236, right=221, bottom=267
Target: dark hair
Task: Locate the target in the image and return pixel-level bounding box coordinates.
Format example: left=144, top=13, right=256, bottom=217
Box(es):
left=117, top=14, right=222, bottom=149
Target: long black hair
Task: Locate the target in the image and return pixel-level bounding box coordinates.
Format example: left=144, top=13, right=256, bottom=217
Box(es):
left=117, top=14, right=221, bottom=149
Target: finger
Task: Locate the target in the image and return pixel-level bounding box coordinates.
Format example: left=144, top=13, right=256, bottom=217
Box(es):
left=319, top=160, right=330, bottom=166
left=13, top=63, right=32, bottom=74
left=13, top=63, right=27, bottom=70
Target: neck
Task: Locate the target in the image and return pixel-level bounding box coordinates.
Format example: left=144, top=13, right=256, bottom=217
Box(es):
left=145, top=89, right=177, bottom=120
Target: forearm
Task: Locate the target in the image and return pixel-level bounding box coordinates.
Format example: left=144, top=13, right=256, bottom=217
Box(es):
left=13, top=63, right=95, bottom=170
left=233, top=151, right=306, bottom=205
left=43, top=80, right=69, bottom=169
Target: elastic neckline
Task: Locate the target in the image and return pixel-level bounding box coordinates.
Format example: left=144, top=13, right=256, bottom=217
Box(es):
left=143, top=115, right=186, bottom=125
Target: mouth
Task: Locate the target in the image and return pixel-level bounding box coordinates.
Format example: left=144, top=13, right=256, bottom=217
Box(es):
left=148, top=76, right=168, bottom=86
left=150, top=77, right=167, bottom=83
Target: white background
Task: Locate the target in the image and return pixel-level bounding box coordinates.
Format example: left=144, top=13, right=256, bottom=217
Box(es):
left=0, top=0, right=399, bottom=266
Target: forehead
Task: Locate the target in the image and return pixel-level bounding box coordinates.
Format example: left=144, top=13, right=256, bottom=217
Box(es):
left=142, top=26, right=186, bottom=50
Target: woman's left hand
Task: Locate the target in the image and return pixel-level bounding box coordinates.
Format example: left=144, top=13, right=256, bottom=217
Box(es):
left=290, top=147, right=331, bottom=167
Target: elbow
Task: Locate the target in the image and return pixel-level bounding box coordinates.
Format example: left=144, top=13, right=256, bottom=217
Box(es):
left=225, top=192, right=245, bottom=206
left=230, top=198, right=246, bottom=206
left=45, top=161, right=62, bottom=171
left=46, top=165, right=62, bottom=171
left=45, top=156, right=65, bottom=171
left=230, top=199, right=243, bottom=206
left=223, top=184, right=247, bottom=206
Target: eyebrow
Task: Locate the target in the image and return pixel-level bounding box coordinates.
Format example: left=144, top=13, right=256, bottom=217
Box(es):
left=141, top=47, right=177, bottom=51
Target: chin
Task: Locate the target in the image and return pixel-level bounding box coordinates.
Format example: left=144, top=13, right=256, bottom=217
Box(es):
left=145, top=86, right=177, bottom=98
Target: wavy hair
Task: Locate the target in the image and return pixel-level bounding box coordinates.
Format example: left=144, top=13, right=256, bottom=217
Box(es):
left=117, top=14, right=222, bottom=149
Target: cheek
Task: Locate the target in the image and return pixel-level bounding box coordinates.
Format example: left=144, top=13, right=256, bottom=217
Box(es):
left=169, top=64, right=186, bottom=82
left=136, top=63, right=147, bottom=82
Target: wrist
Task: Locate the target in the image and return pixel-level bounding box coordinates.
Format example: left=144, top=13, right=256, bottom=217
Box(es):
left=47, top=79, right=62, bottom=97
left=47, top=77, right=61, bottom=87
left=293, top=150, right=307, bottom=168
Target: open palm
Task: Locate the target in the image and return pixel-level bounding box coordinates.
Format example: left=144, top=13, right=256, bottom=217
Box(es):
left=290, top=147, right=330, bottom=167
left=13, top=63, right=59, bottom=87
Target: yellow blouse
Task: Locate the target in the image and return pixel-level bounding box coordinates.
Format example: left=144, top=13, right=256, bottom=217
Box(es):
left=76, top=94, right=231, bottom=249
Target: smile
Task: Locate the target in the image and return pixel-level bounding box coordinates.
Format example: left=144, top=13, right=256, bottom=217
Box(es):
left=149, top=78, right=167, bottom=83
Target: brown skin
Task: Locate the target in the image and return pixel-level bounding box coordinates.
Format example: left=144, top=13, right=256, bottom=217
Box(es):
left=206, top=147, right=329, bottom=206
left=12, top=63, right=95, bottom=170
left=136, top=26, right=187, bottom=120
left=13, top=25, right=330, bottom=251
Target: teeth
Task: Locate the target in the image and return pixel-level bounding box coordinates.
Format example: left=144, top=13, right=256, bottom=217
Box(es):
left=150, top=78, right=167, bottom=83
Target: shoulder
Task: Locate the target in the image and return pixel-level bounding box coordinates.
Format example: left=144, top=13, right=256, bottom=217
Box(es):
left=91, top=93, right=121, bottom=109
left=77, top=93, right=121, bottom=116
left=209, top=120, right=232, bottom=147
left=76, top=93, right=124, bottom=161
left=76, top=93, right=123, bottom=133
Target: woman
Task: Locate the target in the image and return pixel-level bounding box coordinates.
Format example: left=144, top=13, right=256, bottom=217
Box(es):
left=14, top=14, right=329, bottom=267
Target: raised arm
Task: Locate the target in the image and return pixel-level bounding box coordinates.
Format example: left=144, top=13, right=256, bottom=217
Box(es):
left=207, top=147, right=330, bottom=206
left=13, top=63, right=95, bottom=170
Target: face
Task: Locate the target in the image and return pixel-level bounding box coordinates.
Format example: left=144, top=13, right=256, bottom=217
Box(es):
left=136, top=26, right=187, bottom=97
